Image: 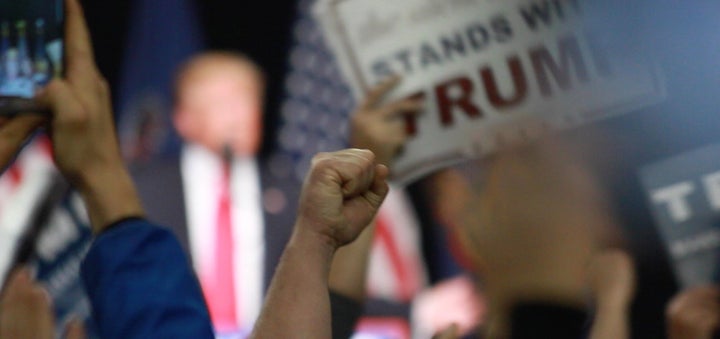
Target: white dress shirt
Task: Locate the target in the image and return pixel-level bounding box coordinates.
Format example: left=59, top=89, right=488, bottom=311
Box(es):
left=181, top=144, right=265, bottom=331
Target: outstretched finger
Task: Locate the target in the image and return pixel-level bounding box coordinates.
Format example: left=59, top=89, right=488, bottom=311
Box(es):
left=1, top=268, right=32, bottom=297
left=378, top=98, right=424, bottom=119
left=65, top=0, right=100, bottom=92
left=361, top=75, right=401, bottom=110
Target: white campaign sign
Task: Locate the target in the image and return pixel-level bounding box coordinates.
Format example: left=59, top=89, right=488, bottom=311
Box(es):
left=315, top=0, right=665, bottom=184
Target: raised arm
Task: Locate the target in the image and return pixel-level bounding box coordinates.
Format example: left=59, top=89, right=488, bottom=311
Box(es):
left=456, top=140, right=609, bottom=338
left=251, top=149, right=390, bottom=339
left=327, top=77, right=422, bottom=337
left=37, top=0, right=213, bottom=337
left=41, top=0, right=142, bottom=234
left=329, top=76, right=422, bottom=299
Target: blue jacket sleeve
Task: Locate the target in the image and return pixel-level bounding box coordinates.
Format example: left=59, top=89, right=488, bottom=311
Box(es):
left=80, top=219, right=214, bottom=339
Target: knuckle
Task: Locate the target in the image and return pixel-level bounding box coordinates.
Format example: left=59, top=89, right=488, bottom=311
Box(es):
left=311, top=153, right=334, bottom=169
left=66, top=106, right=90, bottom=127
left=44, top=80, right=61, bottom=93
left=312, top=152, right=329, bottom=162
left=363, top=150, right=376, bottom=162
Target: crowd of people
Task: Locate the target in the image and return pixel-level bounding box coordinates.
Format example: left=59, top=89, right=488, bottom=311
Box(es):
left=0, top=0, right=719, bottom=338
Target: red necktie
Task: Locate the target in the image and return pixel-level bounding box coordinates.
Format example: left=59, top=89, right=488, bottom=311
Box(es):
left=202, top=163, right=240, bottom=332
left=7, top=164, right=23, bottom=188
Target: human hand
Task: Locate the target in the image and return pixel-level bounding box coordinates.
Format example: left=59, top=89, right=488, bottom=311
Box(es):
left=296, top=149, right=390, bottom=250
left=0, top=268, right=86, bottom=339
left=588, top=249, right=636, bottom=311
left=0, top=269, right=54, bottom=338
left=0, top=115, right=46, bottom=170
left=39, top=0, right=143, bottom=231
left=350, top=76, right=423, bottom=167
left=415, top=276, right=484, bottom=337
left=464, top=140, right=612, bottom=309
left=40, top=0, right=120, bottom=184
left=667, top=286, right=720, bottom=339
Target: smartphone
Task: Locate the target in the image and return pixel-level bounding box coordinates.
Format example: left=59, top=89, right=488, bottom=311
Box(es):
left=0, top=0, right=64, bottom=116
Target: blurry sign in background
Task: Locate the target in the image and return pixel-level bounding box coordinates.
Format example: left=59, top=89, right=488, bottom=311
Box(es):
left=0, top=140, right=94, bottom=336
left=315, top=0, right=665, bottom=184
left=640, top=143, right=720, bottom=288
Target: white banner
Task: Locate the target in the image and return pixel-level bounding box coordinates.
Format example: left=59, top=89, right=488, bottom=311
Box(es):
left=315, top=0, right=665, bottom=184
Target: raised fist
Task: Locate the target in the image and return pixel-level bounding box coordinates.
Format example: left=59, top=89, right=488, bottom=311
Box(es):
left=296, top=149, right=390, bottom=249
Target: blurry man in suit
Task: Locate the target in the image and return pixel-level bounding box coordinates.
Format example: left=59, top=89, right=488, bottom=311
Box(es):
left=131, top=51, right=429, bottom=338
left=132, top=52, right=266, bottom=338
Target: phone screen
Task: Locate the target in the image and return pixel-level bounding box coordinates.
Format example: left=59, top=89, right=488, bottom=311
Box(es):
left=0, top=0, right=63, bottom=114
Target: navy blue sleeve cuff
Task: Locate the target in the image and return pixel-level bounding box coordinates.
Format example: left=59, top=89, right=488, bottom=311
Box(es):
left=97, top=216, right=145, bottom=235
left=81, top=219, right=213, bottom=339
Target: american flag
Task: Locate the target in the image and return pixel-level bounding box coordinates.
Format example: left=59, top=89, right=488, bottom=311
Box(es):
left=275, top=0, right=355, bottom=182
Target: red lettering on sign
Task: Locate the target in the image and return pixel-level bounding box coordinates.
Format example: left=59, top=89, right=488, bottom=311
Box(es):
left=482, top=55, right=528, bottom=109
left=400, top=34, right=608, bottom=138
left=404, top=92, right=426, bottom=136
left=435, top=77, right=482, bottom=126
left=530, top=35, right=589, bottom=97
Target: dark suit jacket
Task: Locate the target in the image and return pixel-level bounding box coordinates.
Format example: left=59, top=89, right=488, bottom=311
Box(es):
left=129, top=155, right=294, bottom=292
